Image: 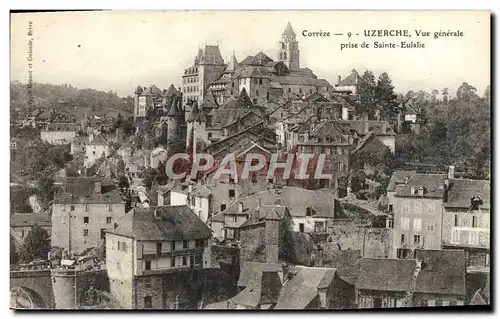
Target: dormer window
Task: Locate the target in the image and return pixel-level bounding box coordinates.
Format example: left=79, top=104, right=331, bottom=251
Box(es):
left=306, top=207, right=314, bottom=217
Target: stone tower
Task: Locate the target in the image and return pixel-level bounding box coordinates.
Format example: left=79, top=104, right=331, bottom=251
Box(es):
left=278, top=22, right=300, bottom=71
left=166, top=92, right=185, bottom=154
left=265, top=208, right=281, bottom=264
left=133, top=85, right=143, bottom=121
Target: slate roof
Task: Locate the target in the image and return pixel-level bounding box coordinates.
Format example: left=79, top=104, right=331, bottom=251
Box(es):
left=88, top=134, right=110, bottom=145
left=445, top=179, right=490, bottom=209
left=11, top=212, right=51, bottom=227
left=320, top=250, right=361, bottom=285
left=333, top=120, right=396, bottom=136
left=234, top=66, right=271, bottom=78
left=336, top=69, right=361, bottom=87
left=357, top=258, right=415, bottom=292
left=358, top=250, right=466, bottom=296
left=414, top=249, right=466, bottom=295
left=44, top=123, right=77, bottom=132
left=271, top=75, right=330, bottom=87
left=197, top=45, right=224, bottom=65
left=238, top=262, right=282, bottom=287
left=221, top=187, right=340, bottom=219
left=191, top=185, right=212, bottom=198
left=240, top=205, right=288, bottom=228
left=109, top=205, right=211, bottom=241
left=395, top=174, right=447, bottom=198
left=230, top=270, right=282, bottom=308
left=224, top=54, right=239, bottom=73
left=275, top=266, right=337, bottom=309
left=387, top=170, right=416, bottom=192
left=255, top=51, right=273, bottom=64
left=282, top=21, right=296, bottom=36
left=53, top=177, right=123, bottom=204
left=470, top=289, right=489, bottom=305
left=240, top=55, right=261, bottom=66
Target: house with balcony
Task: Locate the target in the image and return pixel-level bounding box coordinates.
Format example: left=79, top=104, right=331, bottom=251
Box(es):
left=105, top=205, right=212, bottom=309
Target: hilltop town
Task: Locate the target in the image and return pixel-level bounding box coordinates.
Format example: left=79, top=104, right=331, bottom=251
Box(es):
left=10, top=22, right=491, bottom=309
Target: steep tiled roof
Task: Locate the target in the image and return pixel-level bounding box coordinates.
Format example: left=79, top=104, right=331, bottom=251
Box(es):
left=271, top=75, right=330, bottom=87
left=387, top=170, right=416, bottom=192
left=445, top=179, right=490, bottom=209
left=191, top=185, right=212, bottom=198
left=198, top=45, right=224, bottom=65
left=230, top=270, right=282, bottom=308
left=11, top=212, right=51, bottom=227
left=221, top=187, right=338, bottom=219
left=470, top=289, right=489, bottom=305
left=240, top=205, right=288, bottom=228
left=235, top=66, right=271, bottom=78
left=333, top=120, right=396, bottom=136
left=224, top=54, right=239, bottom=73
left=255, top=51, right=273, bottom=64
left=414, top=249, right=466, bottom=295
left=53, top=177, right=122, bottom=204
left=282, top=21, right=296, bottom=36
left=357, top=258, right=415, bottom=292
left=134, top=85, right=143, bottom=94
left=275, top=266, right=337, bottom=309
left=395, top=174, right=447, bottom=198
left=320, top=250, right=361, bottom=284
left=44, top=123, right=77, bottom=132
left=240, top=55, right=261, bottom=66
left=164, top=84, right=177, bottom=96
left=238, top=262, right=282, bottom=287
left=89, top=134, right=110, bottom=145
left=109, top=205, right=212, bottom=241
left=336, top=69, right=361, bottom=87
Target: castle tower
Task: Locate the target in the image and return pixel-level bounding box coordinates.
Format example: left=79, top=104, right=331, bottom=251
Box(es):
left=278, top=22, right=300, bottom=71
left=133, top=85, right=143, bottom=121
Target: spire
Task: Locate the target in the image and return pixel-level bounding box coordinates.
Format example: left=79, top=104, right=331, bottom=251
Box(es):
left=224, top=52, right=239, bottom=73
left=187, top=101, right=198, bottom=122
left=167, top=95, right=179, bottom=117
left=282, top=21, right=295, bottom=37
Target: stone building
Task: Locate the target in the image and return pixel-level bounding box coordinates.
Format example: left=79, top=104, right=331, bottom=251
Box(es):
left=51, top=177, right=126, bottom=255
left=10, top=212, right=52, bottom=250
left=40, top=123, right=77, bottom=145
left=390, top=173, right=447, bottom=259
left=105, top=205, right=212, bottom=309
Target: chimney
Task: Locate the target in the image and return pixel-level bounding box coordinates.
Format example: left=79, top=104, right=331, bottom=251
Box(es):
left=94, top=181, right=102, bottom=194
left=364, top=121, right=370, bottom=134
left=188, top=184, right=193, bottom=194
left=238, top=202, right=244, bottom=214
left=410, top=186, right=416, bottom=195
left=381, top=121, right=387, bottom=134
left=265, top=212, right=280, bottom=264
left=337, top=75, right=341, bottom=85
left=448, top=165, right=455, bottom=179
left=258, top=198, right=262, bottom=209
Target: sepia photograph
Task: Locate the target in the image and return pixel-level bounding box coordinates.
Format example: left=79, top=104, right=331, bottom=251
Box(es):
left=9, top=10, right=491, bottom=310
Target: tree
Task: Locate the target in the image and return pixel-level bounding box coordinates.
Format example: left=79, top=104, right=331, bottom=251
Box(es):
left=118, top=175, right=130, bottom=191
left=357, top=70, right=378, bottom=119
left=141, top=167, right=159, bottom=190
left=36, top=176, right=55, bottom=205
left=431, top=89, right=439, bottom=103
left=456, top=82, right=479, bottom=102
left=19, top=224, right=51, bottom=262
left=484, top=85, right=491, bottom=105
left=375, top=72, right=398, bottom=120
left=441, top=88, right=449, bottom=104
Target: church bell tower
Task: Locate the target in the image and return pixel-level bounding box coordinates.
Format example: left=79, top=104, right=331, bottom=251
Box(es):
left=278, top=22, right=300, bottom=71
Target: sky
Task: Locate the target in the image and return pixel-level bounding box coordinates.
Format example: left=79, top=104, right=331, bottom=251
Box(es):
left=10, top=10, right=490, bottom=97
